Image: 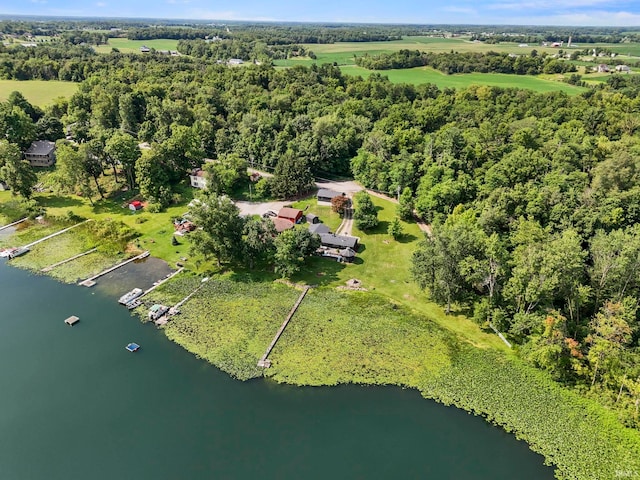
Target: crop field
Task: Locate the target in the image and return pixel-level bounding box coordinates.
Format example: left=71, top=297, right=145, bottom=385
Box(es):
left=339, top=65, right=585, bottom=94
left=0, top=80, right=78, bottom=107
left=93, top=38, right=179, bottom=54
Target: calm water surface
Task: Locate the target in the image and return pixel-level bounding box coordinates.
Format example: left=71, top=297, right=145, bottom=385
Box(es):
left=0, top=260, right=555, bottom=479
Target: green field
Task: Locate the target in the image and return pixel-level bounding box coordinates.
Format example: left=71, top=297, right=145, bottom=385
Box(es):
left=339, top=65, right=585, bottom=94
left=93, top=38, right=179, bottom=54
left=0, top=80, right=78, bottom=107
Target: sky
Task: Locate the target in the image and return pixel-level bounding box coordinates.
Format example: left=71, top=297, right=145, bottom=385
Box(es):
left=2, top=0, right=640, bottom=27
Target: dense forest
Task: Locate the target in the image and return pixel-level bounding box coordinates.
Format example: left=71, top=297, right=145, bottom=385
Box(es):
left=2, top=20, right=640, bottom=430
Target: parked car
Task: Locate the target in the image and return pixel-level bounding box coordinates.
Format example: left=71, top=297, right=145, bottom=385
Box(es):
left=262, top=210, right=277, bottom=218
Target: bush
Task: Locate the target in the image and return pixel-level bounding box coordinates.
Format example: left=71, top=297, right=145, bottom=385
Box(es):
left=353, top=192, right=379, bottom=230
left=147, top=203, right=163, bottom=213
left=254, top=177, right=271, bottom=199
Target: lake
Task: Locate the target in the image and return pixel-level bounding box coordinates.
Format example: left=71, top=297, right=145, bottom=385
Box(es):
left=0, top=260, right=555, bottom=479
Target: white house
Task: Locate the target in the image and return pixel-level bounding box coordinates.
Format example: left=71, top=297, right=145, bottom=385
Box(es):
left=615, top=65, right=631, bottom=73
left=189, top=169, right=207, bottom=189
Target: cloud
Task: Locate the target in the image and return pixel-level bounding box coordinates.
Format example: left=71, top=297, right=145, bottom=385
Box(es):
left=185, top=9, right=276, bottom=21
left=487, top=0, right=630, bottom=11
left=440, top=6, right=478, bottom=14
left=96, top=1, right=107, bottom=6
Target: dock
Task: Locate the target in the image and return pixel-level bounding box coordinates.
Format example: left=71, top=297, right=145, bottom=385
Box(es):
left=0, top=217, right=28, bottom=232
left=125, top=342, right=140, bottom=352
left=78, top=251, right=150, bottom=287
left=64, top=315, right=80, bottom=326
left=23, top=220, right=91, bottom=249
left=42, top=248, right=97, bottom=272
left=257, top=286, right=310, bottom=368
left=137, top=267, right=184, bottom=299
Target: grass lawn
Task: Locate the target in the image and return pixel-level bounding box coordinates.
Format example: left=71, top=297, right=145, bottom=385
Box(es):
left=93, top=38, right=179, bottom=54
left=339, top=65, right=586, bottom=94
left=290, top=197, right=343, bottom=232
left=0, top=80, right=78, bottom=107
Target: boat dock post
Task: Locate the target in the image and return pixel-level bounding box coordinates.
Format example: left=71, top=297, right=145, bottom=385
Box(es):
left=257, top=286, right=310, bottom=368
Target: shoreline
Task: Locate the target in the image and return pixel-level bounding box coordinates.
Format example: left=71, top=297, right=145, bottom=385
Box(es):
left=2, top=234, right=640, bottom=479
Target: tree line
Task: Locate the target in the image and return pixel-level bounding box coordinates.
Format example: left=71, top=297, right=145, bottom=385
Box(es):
left=354, top=49, right=577, bottom=75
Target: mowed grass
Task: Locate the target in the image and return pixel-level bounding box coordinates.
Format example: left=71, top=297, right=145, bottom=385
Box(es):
left=339, top=65, right=586, bottom=94
left=93, top=38, right=179, bottom=54
left=0, top=80, right=78, bottom=107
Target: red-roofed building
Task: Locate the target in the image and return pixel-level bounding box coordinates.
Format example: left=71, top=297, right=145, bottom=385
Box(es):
left=277, top=207, right=303, bottom=224
left=129, top=200, right=143, bottom=211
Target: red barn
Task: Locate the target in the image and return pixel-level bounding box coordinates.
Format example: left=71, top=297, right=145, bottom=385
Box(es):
left=277, top=207, right=303, bottom=224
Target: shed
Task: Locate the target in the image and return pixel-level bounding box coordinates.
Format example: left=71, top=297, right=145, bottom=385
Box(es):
left=319, top=233, right=359, bottom=250
left=277, top=207, right=303, bottom=224
left=271, top=217, right=295, bottom=233
left=306, top=213, right=319, bottom=224
left=129, top=200, right=143, bottom=211
left=309, top=223, right=330, bottom=235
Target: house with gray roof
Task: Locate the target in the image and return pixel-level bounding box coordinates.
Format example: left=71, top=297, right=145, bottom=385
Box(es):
left=317, top=188, right=345, bottom=205
left=24, top=140, right=56, bottom=167
left=309, top=223, right=330, bottom=235
left=319, top=233, right=359, bottom=250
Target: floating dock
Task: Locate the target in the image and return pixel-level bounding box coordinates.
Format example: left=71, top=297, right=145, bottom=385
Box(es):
left=125, top=343, right=140, bottom=352
left=78, top=251, right=150, bottom=287
left=64, top=315, right=80, bottom=326
left=257, top=286, right=310, bottom=368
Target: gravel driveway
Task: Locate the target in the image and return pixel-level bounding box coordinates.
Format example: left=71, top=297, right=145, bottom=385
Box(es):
left=235, top=200, right=292, bottom=217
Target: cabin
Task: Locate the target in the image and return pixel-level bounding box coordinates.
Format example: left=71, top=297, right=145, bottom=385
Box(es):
left=277, top=207, right=303, bottom=224
left=340, top=247, right=356, bottom=263
left=271, top=217, right=295, bottom=233
left=306, top=213, right=319, bottom=224
left=319, top=233, right=359, bottom=250
left=189, top=168, right=207, bottom=189
left=309, top=223, right=330, bottom=235
left=317, top=189, right=344, bottom=205
left=129, top=200, right=143, bottom=211
left=24, top=140, right=56, bottom=167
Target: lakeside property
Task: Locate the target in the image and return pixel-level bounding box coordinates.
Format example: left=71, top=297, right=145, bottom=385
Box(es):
left=2, top=188, right=640, bottom=479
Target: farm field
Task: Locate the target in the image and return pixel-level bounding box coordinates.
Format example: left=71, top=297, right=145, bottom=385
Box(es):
left=0, top=80, right=78, bottom=106
left=93, top=38, right=179, bottom=53
left=339, top=65, right=586, bottom=93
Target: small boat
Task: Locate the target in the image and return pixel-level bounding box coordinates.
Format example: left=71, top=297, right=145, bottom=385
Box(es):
left=8, top=246, right=29, bottom=259
left=118, top=288, right=143, bottom=305
left=125, top=342, right=140, bottom=352
left=126, top=299, right=142, bottom=310
left=148, top=304, right=169, bottom=321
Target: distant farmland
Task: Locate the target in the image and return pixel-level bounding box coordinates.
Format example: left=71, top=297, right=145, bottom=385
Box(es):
left=339, top=65, right=586, bottom=94
left=93, top=38, right=179, bottom=54
left=0, top=80, right=78, bottom=106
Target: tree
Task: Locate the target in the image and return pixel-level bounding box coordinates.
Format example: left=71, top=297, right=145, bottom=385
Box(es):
left=331, top=194, right=350, bottom=216
left=412, top=208, right=486, bottom=313
left=353, top=191, right=379, bottom=230
left=204, top=153, right=247, bottom=195
left=135, top=149, right=172, bottom=207
left=270, top=152, right=315, bottom=199
left=53, top=140, right=95, bottom=204
left=188, top=193, right=245, bottom=267
left=35, top=115, right=64, bottom=142
left=388, top=216, right=404, bottom=240
left=243, top=216, right=277, bottom=269
left=397, top=186, right=414, bottom=220
left=79, top=143, right=105, bottom=200
left=0, top=104, right=36, bottom=150
left=105, top=131, right=140, bottom=190
left=274, top=228, right=320, bottom=278
left=0, top=141, right=36, bottom=198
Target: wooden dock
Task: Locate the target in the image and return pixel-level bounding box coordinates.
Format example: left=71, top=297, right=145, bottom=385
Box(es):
left=137, top=267, right=184, bottom=299
left=42, top=248, right=97, bottom=272
left=79, top=251, right=150, bottom=287
left=64, top=315, right=80, bottom=326
left=23, top=220, right=91, bottom=249
left=257, top=286, right=310, bottom=368
left=0, top=217, right=27, bottom=232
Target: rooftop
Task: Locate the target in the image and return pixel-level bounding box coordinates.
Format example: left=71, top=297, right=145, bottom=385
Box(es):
left=25, top=140, right=55, bottom=156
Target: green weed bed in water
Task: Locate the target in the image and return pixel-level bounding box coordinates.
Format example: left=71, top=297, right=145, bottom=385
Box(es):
left=143, top=275, right=640, bottom=480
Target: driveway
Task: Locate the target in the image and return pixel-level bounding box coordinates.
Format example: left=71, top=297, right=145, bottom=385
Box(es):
left=235, top=200, right=291, bottom=217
